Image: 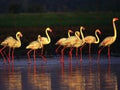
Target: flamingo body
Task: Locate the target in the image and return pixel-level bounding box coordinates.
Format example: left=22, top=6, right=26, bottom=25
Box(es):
left=99, top=36, right=115, bottom=47
left=84, top=29, right=101, bottom=59
left=98, top=17, right=119, bottom=57
left=1, top=32, right=22, bottom=48
left=26, top=35, right=46, bottom=63
left=40, top=27, right=52, bottom=45
left=0, top=31, right=23, bottom=63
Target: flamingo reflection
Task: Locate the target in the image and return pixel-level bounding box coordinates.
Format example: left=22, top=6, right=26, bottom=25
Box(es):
left=0, top=64, right=22, bottom=90
left=27, top=63, right=51, bottom=90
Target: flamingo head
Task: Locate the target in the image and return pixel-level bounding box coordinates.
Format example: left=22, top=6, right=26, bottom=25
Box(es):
left=46, top=27, right=52, bottom=32
left=113, top=17, right=119, bottom=22
left=68, top=29, right=73, bottom=33
left=17, top=31, right=23, bottom=38
left=80, top=26, right=85, bottom=30
left=96, top=29, right=101, bottom=35
left=75, top=31, right=80, bottom=36
left=38, top=35, right=42, bottom=40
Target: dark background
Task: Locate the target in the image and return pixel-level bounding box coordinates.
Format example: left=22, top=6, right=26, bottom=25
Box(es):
left=0, top=0, right=120, bottom=13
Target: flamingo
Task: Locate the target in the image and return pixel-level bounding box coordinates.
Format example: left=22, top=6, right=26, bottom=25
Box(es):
left=84, top=29, right=101, bottom=59
left=0, top=31, right=23, bottom=63
left=68, top=26, right=85, bottom=59
left=26, top=35, right=45, bottom=63
left=55, top=29, right=73, bottom=53
left=98, top=17, right=119, bottom=58
left=60, top=26, right=84, bottom=61
left=40, top=27, right=52, bottom=55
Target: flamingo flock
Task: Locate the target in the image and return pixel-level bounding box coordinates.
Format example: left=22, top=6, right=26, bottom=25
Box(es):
left=0, top=17, right=119, bottom=64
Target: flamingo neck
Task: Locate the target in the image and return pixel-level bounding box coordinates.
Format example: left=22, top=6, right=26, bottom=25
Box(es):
left=16, top=34, right=21, bottom=43
left=46, top=29, right=51, bottom=43
left=95, top=31, right=100, bottom=44
left=16, top=34, right=21, bottom=46
left=68, top=31, right=71, bottom=37
left=113, top=20, right=117, bottom=39
left=80, top=27, right=85, bottom=41
left=75, top=31, right=80, bottom=40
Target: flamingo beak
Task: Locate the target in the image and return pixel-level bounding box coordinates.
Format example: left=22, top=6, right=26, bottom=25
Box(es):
left=20, top=33, right=23, bottom=37
left=50, top=29, right=52, bottom=32
left=115, top=18, right=119, bottom=20
left=99, top=31, right=101, bottom=35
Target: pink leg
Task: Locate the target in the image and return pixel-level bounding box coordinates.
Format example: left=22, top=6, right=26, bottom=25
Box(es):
left=0, top=52, right=6, bottom=64
left=0, top=46, right=7, bottom=63
left=41, top=46, right=44, bottom=55
left=69, top=47, right=73, bottom=60
left=8, top=48, right=11, bottom=63
left=60, top=46, right=66, bottom=62
left=79, top=44, right=86, bottom=62
left=33, top=50, right=36, bottom=62
left=39, top=48, right=46, bottom=62
left=98, top=47, right=104, bottom=55
left=88, top=44, right=91, bottom=60
left=97, top=46, right=105, bottom=60
left=12, top=48, right=15, bottom=64
left=3, top=50, right=10, bottom=63
left=40, top=52, right=46, bottom=62
left=80, top=47, right=83, bottom=62
left=76, top=48, right=78, bottom=57
left=55, top=45, right=61, bottom=53
left=108, top=46, right=110, bottom=58
left=27, top=49, right=32, bottom=64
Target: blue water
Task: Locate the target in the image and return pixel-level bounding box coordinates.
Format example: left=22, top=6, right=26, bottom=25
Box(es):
left=0, top=55, right=120, bottom=90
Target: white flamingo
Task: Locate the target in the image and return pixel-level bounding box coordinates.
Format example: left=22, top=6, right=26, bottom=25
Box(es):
left=55, top=29, right=73, bottom=53
left=40, top=27, right=52, bottom=55
left=26, top=35, right=45, bottom=63
left=98, top=17, right=119, bottom=58
left=0, top=31, right=23, bottom=63
left=70, top=26, right=85, bottom=60
left=60, top=26, right=84, bottom=61
left=84, top=29, right=101, bottom=59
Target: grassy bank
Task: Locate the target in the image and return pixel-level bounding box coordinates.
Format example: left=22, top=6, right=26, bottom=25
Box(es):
left=0, top=12, right=120, bottom=27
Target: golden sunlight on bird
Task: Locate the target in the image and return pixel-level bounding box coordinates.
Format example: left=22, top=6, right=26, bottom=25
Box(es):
left=0, top=31, right=23, bottom=64
left=98, top=17, right=119, bottom=58
left=26, top=35, right=46, bottom=64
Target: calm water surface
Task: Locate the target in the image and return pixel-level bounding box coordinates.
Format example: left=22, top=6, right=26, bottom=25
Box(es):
left=0, top=56, right=120, bottom=90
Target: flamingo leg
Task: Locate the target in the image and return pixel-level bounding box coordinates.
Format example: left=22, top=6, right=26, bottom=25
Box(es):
left=0, top=46, right=7, bottom=63
left=108, top=46, right=111, bottom=58
left=80, top=47, right=83, bottom=62
left=61, top=46, right=66, bottom=62
left=39, top=49, right=46, bottom=62
left=98, top=46, right=105, bottom=60
left=8, top=48, right=11, bottom=63
left=27, top=49, right=33, bottom=64
left=76, top=47, right=78, bottom=57
left=69, top=47, right=73, bottom=60
left=0, top=46, right=7, bottom=52
left=88, top=44, right=92, bottom=60
left=12, top=48, right=15, bottom=64
left=3, top=50, right=10, bottom=63
left=33, top=50, right=36, bottom=63
left=41, top=46, right=44, bottom=55
left=0, top=52, right=6, bottom=64
left=55, top=45, right=61, bottom=53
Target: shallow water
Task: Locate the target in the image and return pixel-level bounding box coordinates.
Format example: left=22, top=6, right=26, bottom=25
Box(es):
left=0, top=55, right=120, bottom=90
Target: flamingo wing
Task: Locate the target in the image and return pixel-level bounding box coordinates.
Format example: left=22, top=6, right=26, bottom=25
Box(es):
left=55, top=38, right=67, bottom=45
left=85, top=36, right=96, bottom=44
left=99, top=36, right=115, bottom=47
left=26, top=41, right=41, bottom=50
left=40, top=37, right=49, bottom=44
left=1, top=36, right=16, bottom=47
